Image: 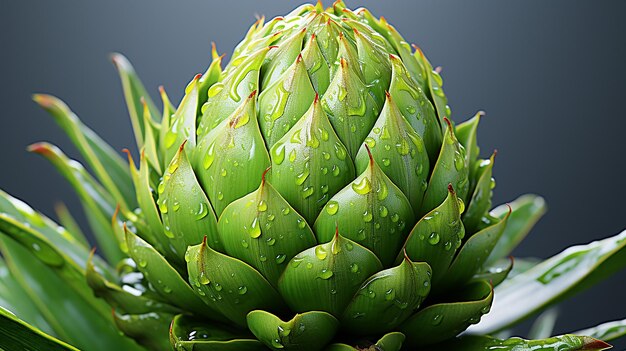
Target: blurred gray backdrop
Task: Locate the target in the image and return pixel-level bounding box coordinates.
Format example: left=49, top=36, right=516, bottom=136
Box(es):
left=1, top=0, right=625, bottom=346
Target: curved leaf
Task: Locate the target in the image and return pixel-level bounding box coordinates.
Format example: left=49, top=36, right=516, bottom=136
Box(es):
left=170, top=314, right=264, bottom=351
left=32, top=94, right=135, bottom=210
left=27, top=142, right=124, bottom=262
left=400, top=280, right=493, bottom=347
left=157, top=142, right=220, bottom=265
left=113, top=310, right=173, bottom=351
left=486, top=194, right=547, bottom=265
left=423, top=334, right=611, bottom=351
left=247, top=310, right=339, bottom=351
left=218, top=171, right=317, bottom=287
left=186, top=238, right=283, bottom=328
left=194, top=91, right=270, bottom=217
left=575, top=318, right=626, bottom=343
left=111, top=53, right=160, bottom=150
left=0, top=306, right=79, bottom=351
left=470, top=229, right=626, bottom=334
left=269, top=95, right=355, bottom=224
left=316, top=148, right=415, bottom=267
left=341, top=259, right=431, bottom=335
left=124, top=226, right=219, bottom=319
left=278, top=232, right=382, bottom=317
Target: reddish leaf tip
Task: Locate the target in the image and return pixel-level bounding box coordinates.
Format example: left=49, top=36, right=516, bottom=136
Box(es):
left=340, top=57, right=347, bottom=68
left=193, top=73, right=202, bottom=81
left=582, top=337, right=612, bottom=350
left=364, top=143, right=374, bottom=166
left=248, top=90, right=258, bottom=99
left=26, top=142, right=51, bottom=156
left=261, top=166, right=271, bottom=185
left=447, top=183, right=456, bottom=195
left=314, top=92, right=320, bottom=104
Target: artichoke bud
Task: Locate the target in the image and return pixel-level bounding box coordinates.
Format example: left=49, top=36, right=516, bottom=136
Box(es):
left=193, top=91, right=270, bottom=216
left=157, top=141, right=220, bottom=266
left=355, top=92, right=429, bottom=216
left=218, top=168, right=317, bottom=287
left=315, top=145, right=415, bottom=267
left=403, top=184, right=465, bottom=285
left=278, top=229, right=382, bottom=317
left=258, top=53, right=316, bottom=148
left=269, top=95, right=355, bottom=224
left=186, top=237, right=284, bottom=328
left=321, top=57, right=380, bottom=159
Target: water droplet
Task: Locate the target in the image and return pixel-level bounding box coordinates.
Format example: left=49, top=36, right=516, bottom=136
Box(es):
left=266, top=237, right=276, bottom=246
left=275, top=254, right=286, bottom=264
left=382, top=158, right=391, bottom=166
left=385, top=288, right=395, bottom=301
left=457, top=198, right=465, bottom=215
left=282, top=207, right=291, bottom=215
left=428, top=232, right=440, bottom=245
left=350, top=263, right=359, bottom=273
left=318, top=269, right=333, bottom=279
left=315, top=245, right=328, bottom=260
left=365, top=137, right=376, bottom=148
left=195, top=202, right=209, bottom=220
left=379, top=205, right=388, bottom=217
left=258, top=200, right=268, bottom=212
left=241, top=239, right=249, bottom=248
left=396, top=138, right=410, bottom=155
left=326, top=201, right=339, bottom=215
left=199, top=271, right=210, bottom=285
left=272, top=143, right=286, bottom=165
left=432, top=314, right=443, bottom=326
left=352, top=177, right=372, bottom=194
left=249, top=218, right=261, bottom=238
left=217, top=192, right=224, bottom=200
left=362, top=210, right=373, bottom=222
left=289, top=149, right=297, bottom=162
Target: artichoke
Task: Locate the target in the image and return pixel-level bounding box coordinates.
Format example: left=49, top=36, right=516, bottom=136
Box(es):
left=0, top=2, right=625, bottom=351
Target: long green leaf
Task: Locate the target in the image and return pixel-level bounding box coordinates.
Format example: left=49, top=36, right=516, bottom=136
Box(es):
left=0, top=239, right=142, bottom=350
left=574, top=318, right=626, bottom=343
left=423, top=334, right=611, bottom=351
left=111, top=52, right=160, bottom=150
left=32, top=94, right=136, bottom=210
left=0, top=257, right=54, bottom=336
left=470, top=229, right=626, bottom=334
left=486, top=194, right=546, bottom=265
left=0, top=306, right=79, bottom=351
left=28, top=142, right=124, bottom=263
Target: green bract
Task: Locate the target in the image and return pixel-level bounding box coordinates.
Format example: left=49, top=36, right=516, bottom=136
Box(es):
left=0, top=2, right=623, bottom=351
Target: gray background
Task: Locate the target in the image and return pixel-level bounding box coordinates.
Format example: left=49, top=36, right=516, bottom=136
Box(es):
left=1, top=0, right=625, bottom=347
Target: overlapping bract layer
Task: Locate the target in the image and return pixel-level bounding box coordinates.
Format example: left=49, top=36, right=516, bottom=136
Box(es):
left=85, top=2, right=516, bottom=350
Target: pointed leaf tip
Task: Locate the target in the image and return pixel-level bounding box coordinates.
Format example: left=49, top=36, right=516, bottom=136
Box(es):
left=582, top=337, right=612, bottom=350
